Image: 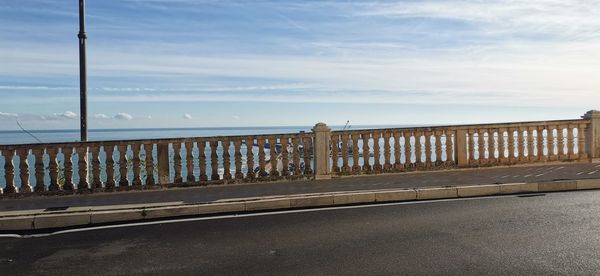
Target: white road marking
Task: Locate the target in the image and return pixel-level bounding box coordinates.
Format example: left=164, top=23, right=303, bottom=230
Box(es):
left=500, top=175, right=510, bottom=178
left=596, top=164, right=600, bottom=168
left=0, top=194, right=543, bottom=239
left=577, top=172, right=585, bottom=175
left=513, top=175, right=521, bottom=178
left=535, top=173, right=545, bottom=177
left=588, top=170, right=599, bottom=175
left=556, top=166, right=565, bottom=170
left=523, top=174, right=533, bottom=178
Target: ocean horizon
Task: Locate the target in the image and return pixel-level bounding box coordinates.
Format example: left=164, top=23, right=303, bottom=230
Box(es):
left=0, top=125, right=420, bottom=145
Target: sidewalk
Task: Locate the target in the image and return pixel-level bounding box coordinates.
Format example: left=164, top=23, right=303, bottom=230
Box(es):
left=1, top=162, right=599, bottom=212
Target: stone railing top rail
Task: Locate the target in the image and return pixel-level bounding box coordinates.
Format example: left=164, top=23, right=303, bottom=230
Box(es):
left=331, top=118, right=589, bottom=134
left=0, top=131, right=313, bottom=150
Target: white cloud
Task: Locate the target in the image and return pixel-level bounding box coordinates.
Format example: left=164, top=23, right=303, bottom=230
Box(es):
left=94, top=113, right=110, bottom=119
left=147, top=115, right=152, bottom=119
left=55, top=111, right=77, bottom=119
left=232, top=115, right=240, bottom=120
left=0, top=112, right=18, bottom=119
left=113, top=113, right=133, bottom=120
left=183, top=113, right=192, bottom=120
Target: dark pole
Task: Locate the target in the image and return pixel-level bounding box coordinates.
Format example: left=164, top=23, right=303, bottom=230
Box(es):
left=78, top=0, right=88, bottom=141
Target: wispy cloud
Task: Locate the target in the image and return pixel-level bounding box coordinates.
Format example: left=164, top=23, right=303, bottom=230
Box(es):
left=183, top=113, right=192, bottom=120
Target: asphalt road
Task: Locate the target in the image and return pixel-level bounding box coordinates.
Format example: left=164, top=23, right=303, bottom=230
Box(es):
left=2, top=162, right=600, bottom=211
left=2, top=190, right=600, bottom=275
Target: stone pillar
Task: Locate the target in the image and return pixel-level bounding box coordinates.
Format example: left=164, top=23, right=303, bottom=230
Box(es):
left=312, top=123, right=332, bottom=180
left=583, top=110, right=600, bottom=160
left=157, top=143, right=170, bottom=185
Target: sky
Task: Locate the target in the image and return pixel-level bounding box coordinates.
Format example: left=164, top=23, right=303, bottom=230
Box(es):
left=1, top=0, right=599, bottom=130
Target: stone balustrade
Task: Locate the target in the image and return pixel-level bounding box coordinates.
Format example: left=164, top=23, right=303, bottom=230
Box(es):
left=329, top=119, right=590, bottom=176
left=1, top=110, right=600, bottom=196
left=0, top=133, right=313, bottom=195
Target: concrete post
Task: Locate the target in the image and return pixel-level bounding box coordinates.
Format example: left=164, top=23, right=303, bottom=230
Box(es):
left=583, top=110, right=600, bottom=160
left=455, top=129, right=469, bottom=167
left=312, top=123, right=332, bottom=180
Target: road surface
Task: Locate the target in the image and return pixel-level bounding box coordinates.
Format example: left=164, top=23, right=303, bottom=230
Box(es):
left=2, top=189, right=600, bottom=275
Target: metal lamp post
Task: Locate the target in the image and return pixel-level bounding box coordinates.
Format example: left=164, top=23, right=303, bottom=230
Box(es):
left=78, top=0, right=88, bottom=141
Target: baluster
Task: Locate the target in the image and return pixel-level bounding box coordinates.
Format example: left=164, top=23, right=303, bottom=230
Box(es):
left=62, top=147, right=74, bottom=191
left=548, top=126, right=556, bottom=161
left=281, top=137, right=289, bottom=177
left=383, top=131, right=392, bottom=171
left=117, top=145, right=129, bottom=187
left=362, top=132, right=371, bottom=172
left=444, top=130, right=454, bottom=164
left=527, top=127, right=535, bottom=162
left=491, top=129, right=498, bottom=163
left=567, top=125, right=575, bottom=159
left=117, top=147, right=130, bottom=188
left=392, top=131, right=401, bottom=170
left=90, top=146, right=103, bottom=189
left=2, top=149, right=17, bottom=193
left=77, top=146, right=89, bottom=190
left=424, top=130, right=432, bottom=167
left=197, top=140, right=208, bottom=182
left=222, top=139, right=233, bottom=180
left=184, top=141, right=195, bottom=184
left=341, top=133, right=350, bottom=173
left=517, top=128, right=526, bottom=162
left=331, top=134, right=340, bottom=173
left=48, top=147, right=60, bottom=191
left=104, top=144, right=116, bottom=190
left=291, top=136, right=301, bottom=176
left=351, top=133, right=361, bottom=173
left=506, top=128, right=515, bottom=164
left=477, top=129, right=486, bottom=165
left=131, top=144, right=142, bottom=188
left=302, top=135, right=312, bottom=175
left=557, top=126, right=565, bottom=159
left=579, top=124, right=588, bottom=160
left=244, top=137, right=256, bottom=179
left=468, top=130, right=475, bottom=165
left=372, top=131, right=382, bottom=172
left=498, top=128, right=506, bottom=164
left=172, top=142, right=183, bottom=184
left=210, top=141, right=220, bottom=180
left=234, top=139, right=245, bottom=179
left=415, top=131, right=423, bottom=165
left=18, top=149, right=32, bottom=193
left=257, top=137, right=268, bottom=177
left=403, top=131, right=411, bottom=167
left=269, top=136, right=279, bottom=177
left=32, top=148, right=45, bottom=192
left=143, top=143, right=156, bottom=186
left=434, top=130, right=442, bottom=165
left=537, top=126, right=545, bottom=162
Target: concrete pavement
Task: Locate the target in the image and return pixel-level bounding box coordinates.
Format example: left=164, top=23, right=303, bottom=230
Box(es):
left=1, top=162, right=600, bottom=212
left=2, top=190, right=600, bottom=275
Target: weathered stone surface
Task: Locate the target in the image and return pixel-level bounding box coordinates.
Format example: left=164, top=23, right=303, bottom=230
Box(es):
left=416, top=187, right=458, bottom=200
left=290, top=195, right=334, bottom=207
left=499, top=182, right=538, bottom=194
left=34, top=213, right=90, bottom=229
left=375, top=189, right=417, bottom=202
left=333, top=193, right=375, bottom=205
left=245, top=198, right=291, bottom=211
left=457, top=184, right=500, bottom=197
left=538, top=180, right=577, bottom=192
left=576, top=179, right=600, bottom=190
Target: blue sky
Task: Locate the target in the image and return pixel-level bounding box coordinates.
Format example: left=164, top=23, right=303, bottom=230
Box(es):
left=1, top=0, right=599, bottom=130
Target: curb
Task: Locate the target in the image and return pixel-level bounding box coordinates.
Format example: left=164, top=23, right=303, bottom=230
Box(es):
left=1, top=179, right=600, bottom=231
